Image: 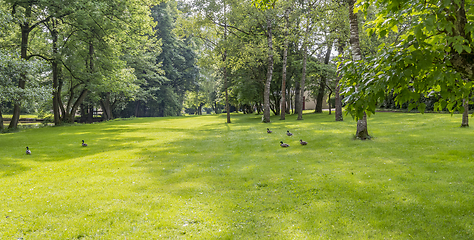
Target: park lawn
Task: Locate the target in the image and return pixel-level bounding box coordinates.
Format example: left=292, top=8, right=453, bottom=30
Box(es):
left=2, top=114, right=40, bottom=119
left=0, top=112, right=473, bottom=239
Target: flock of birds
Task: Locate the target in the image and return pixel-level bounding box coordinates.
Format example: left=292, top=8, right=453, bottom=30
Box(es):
left=24, top=129, right=304, bottom=154
left=266, top=128, right=308, bottom=147
left=24, top=128, right=305, bottom=154
left=25, top=140, right=87, bottom=155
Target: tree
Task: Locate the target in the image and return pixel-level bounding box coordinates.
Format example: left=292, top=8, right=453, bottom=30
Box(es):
left=344, top=0, right=370, bottom=139
left=4, top=0, right=69, bottom=128
left=0, top=50, right=50, bottom=131
left=341, top=0, right=474, bottom=129
left=153, top=1, right=199, bottom=117
left=280, top=7, right=290, bottom=120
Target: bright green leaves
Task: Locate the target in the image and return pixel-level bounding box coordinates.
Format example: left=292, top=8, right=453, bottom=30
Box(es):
left=341, top=0, right=474, bottom=120
left=340, top=58, right=387, bottom=121
left=251, top=0, right=277, bottom=10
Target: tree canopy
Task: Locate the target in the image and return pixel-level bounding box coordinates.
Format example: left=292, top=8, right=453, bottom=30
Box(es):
left=341, top=0, right=474, bottom=121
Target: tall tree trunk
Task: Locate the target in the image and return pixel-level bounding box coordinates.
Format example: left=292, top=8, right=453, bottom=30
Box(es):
left=263, top=16, right=274, bottom=123
left=51, top=19, right=61, bottom=126
left=297, top=44, right=308, bottom=120
left=286, top=88, right=291, bottom=114
left=450, top=0, right=474, bottom=81
left=315, top=76, right=325, bottom=113
left=297, top=17, right=312, bottom=121
left=335, top=84, right=343, bottom=121
left=69, top=89, right=89, bottom=123
left=327, top=87, right=333, bottom=115
left=0, top=105, right=3, bottom=131
left=224, top=50, right=231, bottom=123
left=294, top=79, right=300, bottom=115
left=88, top=105, right=94, bottom=123
left=66, top=41, right=92, bottom=123
left=316, top=42, right=333, bottom=113
left=58, top=75, right=66, bottom=119
left=9, top=6, right=32, bottom=129
left=135, top=101, right=140, bottom=117
left=349, top=0, right=369, bottom=139
left=100, top=93, right=113, bottom=121
left=461, top=98, right=469, bottom=127
left=80, top=103, right=87, bottom=123
left=280, top=9, right=290, bottom=120
left=335, top=38, right=344, bottom=121
left=223, top=1, right=231, bottom=123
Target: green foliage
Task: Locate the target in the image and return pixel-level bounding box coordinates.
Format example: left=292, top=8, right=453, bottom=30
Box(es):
left=0, top=50, right=51, bottom=109
left=252, top=0, right=277, bottom=10
left=151, top=1, right=199, bottom=116
left=341, top=0, right=474, bottom=120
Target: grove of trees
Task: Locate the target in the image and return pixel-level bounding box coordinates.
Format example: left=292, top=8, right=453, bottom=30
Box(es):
left=1, top=0, right=472, bottom=137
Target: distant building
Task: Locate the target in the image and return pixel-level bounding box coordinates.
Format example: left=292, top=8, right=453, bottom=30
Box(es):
left=303, top=91, right=328, bottom=110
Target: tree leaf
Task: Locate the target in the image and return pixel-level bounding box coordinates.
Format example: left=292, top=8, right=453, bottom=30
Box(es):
left=453, top=44, right=464, bottom=54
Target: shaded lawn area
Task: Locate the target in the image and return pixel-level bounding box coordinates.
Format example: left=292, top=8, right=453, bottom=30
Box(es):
left=0, top=112, right=473, bottom=239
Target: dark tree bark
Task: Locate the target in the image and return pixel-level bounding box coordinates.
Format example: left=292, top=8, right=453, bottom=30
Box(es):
left=100, top=92, right=113, bottom=121
left=335, top=84, right=343, bottom=121
left=61, top=41, right=92, bottom=123
left=326, top=84, right=333, bottom=115
left=349, top=0, right=369, bottom=139
left=316, top=42, right=333, bottom=113
left=271, top=92, right=280, bottom=115
left=223, top=1, right=231, bottom=123
left=80, top=103, right=87, bottom=123
left=290, top=88, right=295, bottom=114
left=0, top=106, right=3, bottom=130
left=9, top=4, right=32, bottom=129
left=297, top=44, right=308, bottom=120
left=88, top=105, right=94, bottom=123
left=449, top=1, right=472, bottom=127
left=135, top=101, right=140, bottom=117
left=280, top=8, right=290, bottom=120
left=68, top=89, right=88, bottom=122
left=315, top=77, right=325, bottom=113
left=50, top=19, right=61, bottom=125
left=294, top=78, right=301, bottom=115
left=461, top=98, right=469, bottom=127
left=335, top=38, right=344, bottom=121
left=263, top=16, right=274, bottom=123
left=450, top=0, right=474, bottom=81
left=224, top=49, right=230, bottom=123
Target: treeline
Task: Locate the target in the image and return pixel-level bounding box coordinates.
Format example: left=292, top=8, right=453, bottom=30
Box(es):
left=0, top=0, right=197, bottom=130
left=2, top=0, right=472, bottom=133
left=181, top=0, right=350, bottom=123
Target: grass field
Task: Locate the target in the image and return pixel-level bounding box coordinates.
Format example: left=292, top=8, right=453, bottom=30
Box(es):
left=1, top=112, right=473, bottom=239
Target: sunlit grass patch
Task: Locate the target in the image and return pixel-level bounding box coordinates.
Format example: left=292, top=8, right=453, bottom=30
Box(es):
left=1, top=112, right=473, bottom=239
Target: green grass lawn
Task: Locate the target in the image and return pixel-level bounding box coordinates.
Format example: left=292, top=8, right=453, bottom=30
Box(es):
left=1, top=112, right=473, bottom=239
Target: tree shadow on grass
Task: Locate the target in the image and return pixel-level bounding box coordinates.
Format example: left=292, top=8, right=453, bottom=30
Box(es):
left=126, top=114, right=474, bottom=238
left=1, top=114, right=473, bottom=238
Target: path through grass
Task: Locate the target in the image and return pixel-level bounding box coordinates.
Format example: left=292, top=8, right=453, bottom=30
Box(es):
left=1, top=112, right=473, bottom=239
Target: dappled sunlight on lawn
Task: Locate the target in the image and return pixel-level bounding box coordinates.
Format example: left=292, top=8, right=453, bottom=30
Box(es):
left=0, top=112, right=473, bottom=238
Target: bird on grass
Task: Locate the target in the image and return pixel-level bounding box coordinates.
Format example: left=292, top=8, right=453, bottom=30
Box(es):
left=26, top=147, right=31, bottom=155
left=286, top=130, right=293, bottom=136
left=300, top=139, right=308, bottom=145
left=280, top=141, right=290, bottom=147
left=82, top=140, right=88, bottom=147
left=267, top=128, right=272, bottom=133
